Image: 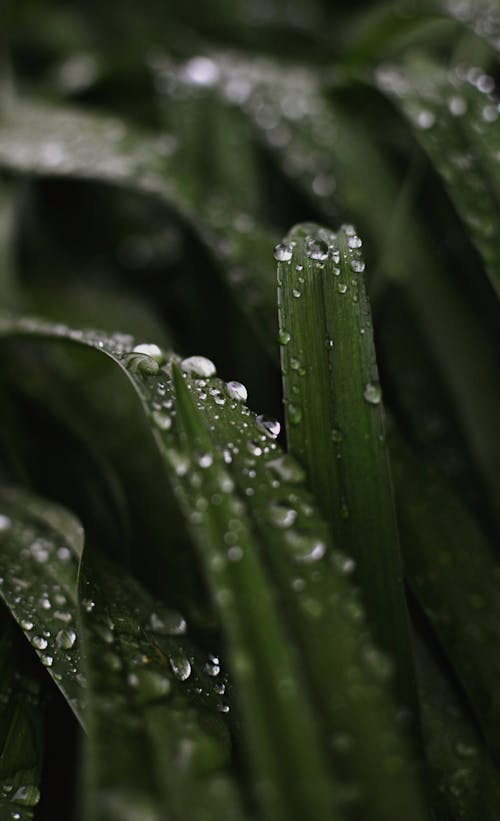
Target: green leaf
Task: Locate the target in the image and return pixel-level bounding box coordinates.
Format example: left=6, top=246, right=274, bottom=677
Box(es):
left=79, top=551, right=245, bottom=821
left=173, top=358, right=429, bottom=820
left=0, top=614, right=45, bottom=821
left=414, top=632, right=500, bottom=821
left=0, top=483, right=247, bottom=820
left=0, top=316, right=336, bottom=821
left=375, top=59, right=500, bottom=299
left=276, top=222, right=418, bottom=719
left=0, top=99, right=278, bottom=349
left=391, top=437, right=500, bottom=761
left=0, top=486, right=85, bottom=722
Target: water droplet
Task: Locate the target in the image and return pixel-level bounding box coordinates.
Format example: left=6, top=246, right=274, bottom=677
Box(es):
left=184, top=56, right=219, bottom=87
left=274, top=242, right=293, bottom=262
left=12, top=785, right=40, bottom=807
left=449, top=95, right=467, bottom=116
left=198, top=452, right=213, bottom=469
left=82, top=598, right=95, bottom=613
left=227, top=545, right=243, bottom=561
left=347, top=236, right=362, bottom=249
left=0, top=515, right=11, bottom=531
left=20, top=619, right=34, bottom=631
left=416, top=109, right=435, bottom=129
left=337, top=282, right=347, bottom=294
left=41, top=655, right=53, bottom=667
left=292, top=288, right=302, bottom=299
left=268, top=504, right=297, bottom=529
left=32, top=636, right=48, bottom=650
left=152, top=410, right=172, bottom=431
left=225, top=381, right=248, bottom=403
left=286, top=532, right=326, bottom=563
left=350, top=259, right=365, bottom=273
left=217, top=702, right=230, bottom=713
left=255, top=415, right=280, bottom=439
left=331, top=428, right=343, bottom=443
left=170, top=654, right=192, bottom=681
left=279, top=330, right=291, bottom=346
left=331, top=552, right=356, bottom=575
left=132, top=343, right=163, bottom=362
left=56, top=628, right=77, bottom=650
left=204, top=655, right=221, bottom=676
left=306, top=237, right=329, bottom=261
left=181, top=356, right=216, bottom=378
left=363, top=382, right=382, bottom=405
left=148, top=610, right=187, bottom=636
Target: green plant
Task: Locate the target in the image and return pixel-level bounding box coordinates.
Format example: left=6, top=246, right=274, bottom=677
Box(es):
left=1, top=1, right=500, bottom=819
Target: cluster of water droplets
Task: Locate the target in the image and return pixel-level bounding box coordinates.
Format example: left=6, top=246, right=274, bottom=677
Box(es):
left=0, top=101, right=178, bottom=199
left=0, top=507, right=85, bottom=716
left=149, top=51, right=338, bottom=215
left=445, top=0, right=500, bottom=51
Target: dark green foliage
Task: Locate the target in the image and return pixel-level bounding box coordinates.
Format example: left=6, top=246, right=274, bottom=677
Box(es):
left=0, top=1, right=499, bottom=819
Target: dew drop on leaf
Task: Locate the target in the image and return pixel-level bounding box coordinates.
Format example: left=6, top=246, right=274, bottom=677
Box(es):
left=273, top=242, right=293, bottom=262
left=181, top=355, right=216, bottom=378
left=363, top=382, right=382, bottom=405
left=255, top=415, right=280, bottom=439
left=225, top=381, right=248, bottom=403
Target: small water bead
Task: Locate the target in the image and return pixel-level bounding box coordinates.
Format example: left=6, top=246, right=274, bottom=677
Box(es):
left=181, top=356, right=216, bottom=378
left=56, top=628, right=77, bottom=650
left=132, top=343, right=164, bottom=363
left=273, top=242, right=293, bottom=262
left=279, top=330, right=291, bottom=346
left=166, top=449, right=190, bottom=476
left=204, top=655, right=221, bottom=676
left=0, top=515, right=11, bottom=532
left=214, top=680, right=226, bottom=695
left=225, top=381, right=248, bottom=403
left=255, top=415, right=280, bottom=439
left=350, top=259, right=365, bottom=273
left=42, top=655, right=53, bottom=667
left=217, top=703, right=230, bottom=713
left=12, top=785, right=40, bottom=807
left=169, top=654, right=192, bottom=681
left=449, top=95, right=467, bottom=116
left=152, top=410, right=172, bottom=431
left=32, top=636, right=48, bottom=650
left=305, top=237, right=329, bottom=261
left=337, top=282, right=347, bottom=294
left=20, top=619, right=34, bottom=631
left=362, top=646, right=393, bottom=680
left=331, top=551, right=356, bottom=575
left=286, top=532, right=326, bottom=564
left=331, top=428, right=343, bottom=443
left=227, top=545, right=243, bottom=562
left=363, top=382, right=382, bottom=405
left=415, top=109, right=435, bottom=129
left=198, top=452, right=214, bottom=469
left=292, top=288, right=301, bottom=299
left=268, top=504, right=297, bottom=529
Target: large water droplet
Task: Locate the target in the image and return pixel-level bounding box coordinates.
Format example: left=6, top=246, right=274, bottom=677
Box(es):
left=132, top=343, right=164, bottom=362
left=181, top=356, right=216, bottom=378
left=225, top=381, right=248, bottom=403
left=32, top=635, right=48, bottom=650
left=274, top=242, right=293, bottom=262
left=255, top=415, right=280, bottom=439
